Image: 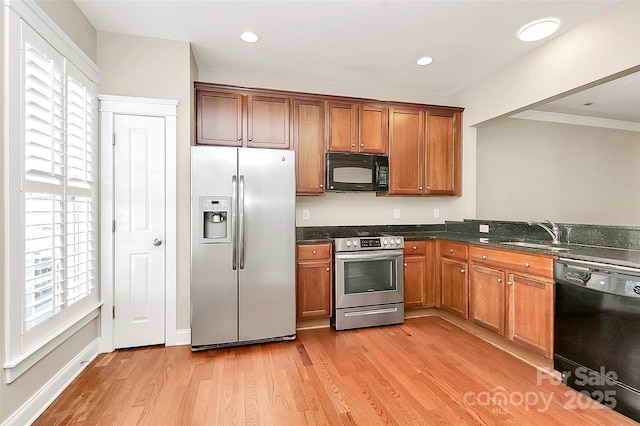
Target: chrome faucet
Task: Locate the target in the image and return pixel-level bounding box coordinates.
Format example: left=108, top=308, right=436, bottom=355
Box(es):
left=527, top=220, right=561, bottom=245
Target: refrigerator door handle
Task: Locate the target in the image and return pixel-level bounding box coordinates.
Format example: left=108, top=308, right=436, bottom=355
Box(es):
left=231, top=175, right=238, bottom=270
left=239, top=175, right=245, bottom=270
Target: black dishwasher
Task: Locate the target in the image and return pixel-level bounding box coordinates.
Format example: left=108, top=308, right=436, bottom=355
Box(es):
left=554, top=258, right=640, bottom=422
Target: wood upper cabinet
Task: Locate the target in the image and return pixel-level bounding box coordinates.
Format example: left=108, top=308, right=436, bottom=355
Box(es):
left=359, top=105, right=388, bottom=154
left=470, top=264, right=506, bottom=335
left=296, top=243, right=333, bottom=318
left=328, top=103, right=357, bottom=152
left=508, top=273, right=554, bottom=359
left=195, top=88, right=290, bottom=149
left=246, top=94, right=290, bottom=149
left=196, top=90, right=243, bottom=146
left=389, top=108, right=461, bottom=196
left=293, top=99, right=326, bottom=195
left=328, top=103, right=388, bottom=154
left=425, top=110, right=461, bottom=195
left=469, top=245, right=554, bottom=359
left=403, top=240, right=436, bottom=309
left=389, top=108, right=424, bottom=195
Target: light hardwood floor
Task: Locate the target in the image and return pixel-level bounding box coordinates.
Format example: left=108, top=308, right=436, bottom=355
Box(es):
left=35, top=316, right=637, bottom=425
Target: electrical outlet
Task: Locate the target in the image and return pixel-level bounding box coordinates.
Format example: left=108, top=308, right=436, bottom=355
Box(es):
left=433, top=208, right=440, bottom=218
left=394, top=209, right=401, bottom=219
left=302, top=209, right=310, bottom=220
left=479, top=224, right=490, bottom=233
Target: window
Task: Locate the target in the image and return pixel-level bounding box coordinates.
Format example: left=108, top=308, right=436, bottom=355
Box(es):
left=5, top=9, right=100, bottom=378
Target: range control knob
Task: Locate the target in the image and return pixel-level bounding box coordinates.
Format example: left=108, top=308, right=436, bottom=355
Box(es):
left=396, top=238, right=402, bottom=245
left=383, top=239, right=388, bottom=245
left=353, top=239, right=358, bottom=246
left=346, top=240, right=352, bottom=247
left=390, top=239, right=395, bottom=245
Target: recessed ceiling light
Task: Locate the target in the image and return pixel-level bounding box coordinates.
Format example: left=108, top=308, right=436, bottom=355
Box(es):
left=518, top=19, right=560, bottom=42
left=416, top=56, right=433, bottom=66
left=240, top=31, right=259, bottom=43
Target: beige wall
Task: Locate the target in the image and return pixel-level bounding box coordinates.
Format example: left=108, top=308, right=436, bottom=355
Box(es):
left=0, top=0, right=6, bottom=422
left=97, top=31, right=196, bottom=329
left=453, top=1, right=640, bottom=223
left=477, top=118, right=640, bottom=226
left=34, top=0, right=97, bottom=62
left=1, top=2, right=101, bottom=423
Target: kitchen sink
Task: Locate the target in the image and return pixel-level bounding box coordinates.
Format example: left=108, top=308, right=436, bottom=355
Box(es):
left=501, top=241, right=571, bottom=251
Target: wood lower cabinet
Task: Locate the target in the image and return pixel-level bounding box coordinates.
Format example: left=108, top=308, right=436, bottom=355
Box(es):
left=403, top=240, right=436, bottom=309
left=296, top=243, right=333, bottom=318
left=508, top=273, right=554, bottom=359
left=293, top=99, right=326, bottom=194
left=469, top=265, right=506, bottom=335
left=440, top=257, right=469, bottom=319
left=469, top=245, right=554, bottom=359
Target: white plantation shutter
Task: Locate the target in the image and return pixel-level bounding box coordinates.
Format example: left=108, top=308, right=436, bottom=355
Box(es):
left=18, top=23, right=99, bottom=344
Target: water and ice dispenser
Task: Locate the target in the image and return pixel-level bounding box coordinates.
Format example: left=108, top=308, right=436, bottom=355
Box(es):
left=200, top=197, right=231, bottom=243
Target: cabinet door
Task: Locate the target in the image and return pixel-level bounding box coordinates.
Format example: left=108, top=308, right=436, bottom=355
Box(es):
left=404, top=256, right=426, bottom=308
left=508, top=273, right=554, bottom=359
left=470, top=265, right=506, bottom=335
left=359, top=105, right=388, bottom=154
left=328, top=103, right=357, bottom=152
left=296, top=260, right=332, bottom=318
left=293, top=99, right=326, bottom=195
left=440, top=258, right=468, bottom=319
left=247, top=95, right=291, bottom=149
left=196, top=90, right=243, bottom=146
left=425, top=110, right=460, bottom=195
left=388, top=108, right=424, bottom=195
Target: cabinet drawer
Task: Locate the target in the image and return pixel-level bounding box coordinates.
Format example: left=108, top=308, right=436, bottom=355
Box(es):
left=297, top=243, right=332, bottom=260
left=439, top=241, right=468, bottom=261
left=469, top=246, right=553, bottom=278
left=404, top=240, right=427, bottom=256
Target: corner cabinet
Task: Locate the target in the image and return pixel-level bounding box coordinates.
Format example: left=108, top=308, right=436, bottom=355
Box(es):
left=403, top=240, right=436, bottom=308
left=388, top=108, right=462, bottom=196
left=296, top=243, right=333, bottom=318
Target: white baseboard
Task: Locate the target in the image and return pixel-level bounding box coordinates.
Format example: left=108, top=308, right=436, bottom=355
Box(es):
left=175, top=329, right=191, bottom=346
left=2, top=338, right=100, bottom=426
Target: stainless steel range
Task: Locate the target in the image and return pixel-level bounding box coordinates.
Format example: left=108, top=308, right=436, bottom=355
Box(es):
left=331, top=235, right=404, bottom=331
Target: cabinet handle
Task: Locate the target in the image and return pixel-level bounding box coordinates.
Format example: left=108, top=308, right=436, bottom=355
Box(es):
left=248, top=138, right=252, bottom=142
left=312, top=250, right=317, bottom=255
left=419, top=186, right=423, bottom=190
left=497, top=278, right=502, bottom=283
left=238, top=137, right=242, bottom=141
left=426, top=186, right=431, bottom=190
left=412, top=246, right=417, bottom=250
left=351, top=143, right=356, bottom=147
left=404, top=263, right=408, bottom=267
left=508, top=281, right=514, bottom=285
left=482, top=255, right=488, bottom=260
left=449, top=248, right=454, bottom=253
left=360, top=143, right=364, bottom=147
left=326, top=267, right=330, bottom=272
left=460, top=269, right=466, bottom=273
left=320, top=184, right=324, bottom=188
left=524, top=262, right=530, bottom=268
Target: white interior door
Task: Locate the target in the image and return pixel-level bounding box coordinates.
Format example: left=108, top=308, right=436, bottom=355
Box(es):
left=113, top=114, right=166, bottom=349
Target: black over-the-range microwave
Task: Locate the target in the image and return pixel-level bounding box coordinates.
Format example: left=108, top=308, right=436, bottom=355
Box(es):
left=326, top=152, right=389, bottom=192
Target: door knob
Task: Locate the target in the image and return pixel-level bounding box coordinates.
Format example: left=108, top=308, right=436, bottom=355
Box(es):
left=153, top=238, right=163, bottom=246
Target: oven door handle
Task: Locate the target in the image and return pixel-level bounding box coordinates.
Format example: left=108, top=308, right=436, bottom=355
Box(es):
left=336, top=252, right=403, bottom=262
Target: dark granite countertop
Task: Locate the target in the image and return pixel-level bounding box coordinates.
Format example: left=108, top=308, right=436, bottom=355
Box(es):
left=296, top=223, right=640, bottom=269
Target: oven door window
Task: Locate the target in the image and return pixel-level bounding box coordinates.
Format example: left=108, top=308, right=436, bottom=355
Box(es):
left=344, top=258, right=396, bottom=293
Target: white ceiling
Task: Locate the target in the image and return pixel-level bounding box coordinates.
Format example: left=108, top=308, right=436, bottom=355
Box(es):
left=75, top=0, right=620, bottom=98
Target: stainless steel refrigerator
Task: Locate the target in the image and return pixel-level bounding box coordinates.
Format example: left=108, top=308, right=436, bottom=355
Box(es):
left=190, top=146, right=296, bottom=349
